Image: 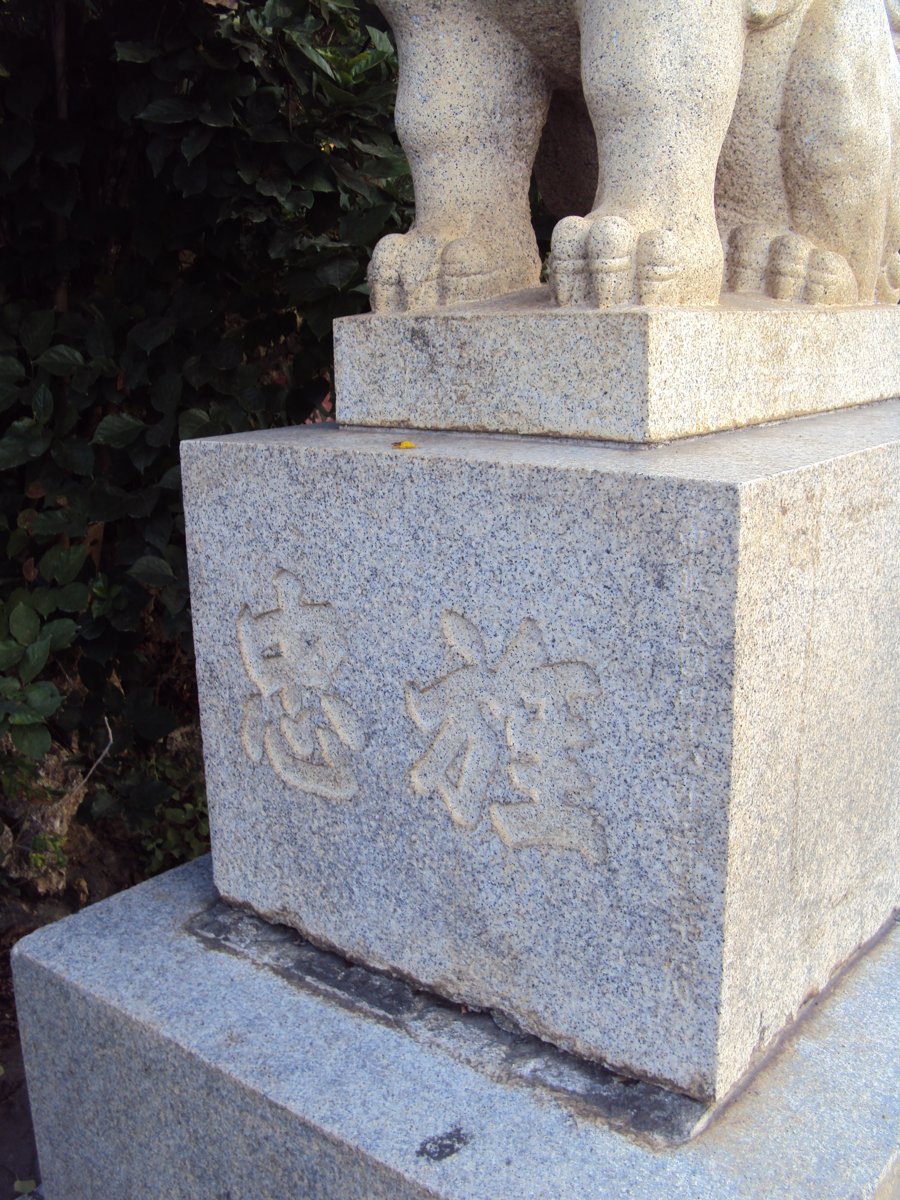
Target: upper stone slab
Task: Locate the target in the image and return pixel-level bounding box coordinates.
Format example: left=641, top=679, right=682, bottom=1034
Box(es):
left=335, top=288, right=900, bottom=443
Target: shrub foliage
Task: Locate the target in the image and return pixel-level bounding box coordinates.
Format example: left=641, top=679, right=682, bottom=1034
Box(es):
left=0, top=0, right=410, bottom=891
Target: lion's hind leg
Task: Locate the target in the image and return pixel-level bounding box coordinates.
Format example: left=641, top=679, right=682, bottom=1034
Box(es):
left=777, top=0, right=897, bottom=304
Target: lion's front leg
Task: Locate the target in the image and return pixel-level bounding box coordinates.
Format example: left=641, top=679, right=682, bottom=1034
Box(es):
left=370, top=2, right=549, bottom=313
left=552, top=0, right=747, bottom=307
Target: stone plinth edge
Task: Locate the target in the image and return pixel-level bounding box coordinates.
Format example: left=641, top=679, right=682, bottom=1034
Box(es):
left=334, top=288, right=900, bottom=442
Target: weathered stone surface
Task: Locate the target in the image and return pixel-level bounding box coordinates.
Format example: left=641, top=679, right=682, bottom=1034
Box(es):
left=368, top=0, right=900, bottom=312
left=179, top=401, right=899, bottom=1102
left=12, top=859, right=900, bottom=1200
left=334, top=288, right=900, bottom=442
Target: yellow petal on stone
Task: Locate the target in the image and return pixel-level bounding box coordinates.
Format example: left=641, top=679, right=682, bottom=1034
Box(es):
left=392, top=440, right=417, bottom=450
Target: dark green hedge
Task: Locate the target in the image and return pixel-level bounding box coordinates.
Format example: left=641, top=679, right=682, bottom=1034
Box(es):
left=0, top=0, right=411, bottom=888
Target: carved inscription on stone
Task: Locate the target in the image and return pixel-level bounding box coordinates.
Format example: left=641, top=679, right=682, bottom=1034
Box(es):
left=237, top=570, right=364, bottom=800
left=406, top=612, right=604, bottom=863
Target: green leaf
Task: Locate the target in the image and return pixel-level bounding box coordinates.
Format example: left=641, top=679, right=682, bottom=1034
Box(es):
left=55, top=583, right=89, bottom=613
left=138, top=98, right=200, bottom=124
left=39, top=545, right=87, bottom=586
left=20, top=310, right=56, bottom=358
left=178, top=408, right=211, bottom=440
left=92, top=413, right=146, bottom=447
left=45, top=127, right=85, bottom=166
left=338, top=202, right=393, bottom=246
left=115, top=41, right=159, bottom=63
left=181, top=126, right=213, bottom=164
left=7, top=529, right=29, bottom=557
left=129, top=556, right=176, bottom=587
left=31, top=383, right=53, bottom=424
left=85, top=321, right=115, bottom=360
left=18, top=635, right=51, bottom=685
left=29, top=509, right=74, bottom=538
left=174, top=155, right=208, bottom=197
left=317, top=257, right=357, bottom=291
left=158, top=465, right=182, bottom=490
left=366, top=26, right=394, bottom=55
left=198, top=99, right=234, bottom=128
left=124, top=688, right=178, bottom=740
left=9, top=603, right=40, bottom=646
left=24, top=681, right=62, bottom=718
left=0, top=383, right=21, bottom=413
left=9, top=706, right=45, bottom=727
left=0, top=121, right=35, bottom=175
left=35, top=345, right=85, bottom=376
left=0, top=420, right=51, bottom=468
left=10, top=726, right=50, bottom=759
left=256, top=177, right=290, bottom=201
left=0, top=640, right=24, bottom=670
left=147, top=135, right=174, bottom=177
left=146, top=414, right=175, bottom=448
left=0, top=356, right=25, bottom=384
left=130, top=318, right=175, bottom=355
left=151, top=371, right=183, bottom=415
left=42, top=618, right=77, bottom=651
left=51, top=437, right=94, bottom=476
left=7, top=69, right=45, bottom=117
left=31, top=587, right=60, bottom=618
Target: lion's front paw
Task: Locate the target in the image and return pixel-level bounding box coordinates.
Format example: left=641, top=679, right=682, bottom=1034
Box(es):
left=368, top=230, right=539, bottom=313
left=549, top=214, right=723, bottom=308
left=727, top=225, right=859, bottom=305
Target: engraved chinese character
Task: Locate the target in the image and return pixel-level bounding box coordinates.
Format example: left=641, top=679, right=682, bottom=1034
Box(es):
left=406, top=611, right=604, bottom=862
left=237, top=570, right=364, bottom=801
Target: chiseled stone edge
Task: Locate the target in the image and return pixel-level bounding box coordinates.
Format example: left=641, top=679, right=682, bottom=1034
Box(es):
left=187, top=898, right=709, bottom=1149
left=334, top=290, right=900, bottom=443
left=13, top=858, right=900, bottom=1200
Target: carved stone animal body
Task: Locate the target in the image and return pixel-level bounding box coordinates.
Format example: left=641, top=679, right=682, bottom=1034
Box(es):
left=369, top=0, right=900, bottom=310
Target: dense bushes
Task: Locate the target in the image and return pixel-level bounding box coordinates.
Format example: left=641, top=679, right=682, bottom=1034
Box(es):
left=0, top=0, right=411, bottom=897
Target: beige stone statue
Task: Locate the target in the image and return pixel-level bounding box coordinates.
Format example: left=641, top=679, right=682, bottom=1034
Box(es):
left=368, top=0, right=900, bottom=311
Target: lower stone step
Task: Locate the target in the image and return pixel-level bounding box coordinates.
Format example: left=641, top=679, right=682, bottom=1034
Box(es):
left=13, top=858, right=899, bottom=1200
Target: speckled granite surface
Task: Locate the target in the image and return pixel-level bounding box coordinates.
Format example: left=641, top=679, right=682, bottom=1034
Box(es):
left=179, top=400, right=899, bottom=1102
left=12, top=859, right=900, bottom=1200
left=334, top=289, right=900, bottom=441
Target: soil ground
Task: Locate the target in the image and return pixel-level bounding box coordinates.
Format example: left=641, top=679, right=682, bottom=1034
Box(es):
left=1, top=908, right=47, bottom=1200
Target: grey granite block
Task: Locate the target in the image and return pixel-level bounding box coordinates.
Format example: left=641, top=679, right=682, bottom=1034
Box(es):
left=180, top=400, right=900, bottom=1102
left=12, top=859, right=900, bottom=1200
left=334, top=287, right=900, bottom=441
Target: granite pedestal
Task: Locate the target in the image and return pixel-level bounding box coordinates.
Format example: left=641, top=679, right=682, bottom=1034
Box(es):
left=180, top=399, right=899, bottom=1104
left=12, top=858, right=899, bottom=1200
left=335, top=288, right=900, bottom=441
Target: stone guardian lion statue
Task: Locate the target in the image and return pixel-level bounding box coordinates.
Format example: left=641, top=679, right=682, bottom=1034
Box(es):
left=368, top=0, right=900, bottom=310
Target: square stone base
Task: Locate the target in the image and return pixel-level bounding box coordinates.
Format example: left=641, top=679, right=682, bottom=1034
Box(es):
left=180, top=401, right=899, bottom=1102
left=334, top=288, right=900, bottom=442
left=12, top=860, right=899, bottom=1200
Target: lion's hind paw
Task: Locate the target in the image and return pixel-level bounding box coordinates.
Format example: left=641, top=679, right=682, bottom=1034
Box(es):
left=727, top=225, right=859, bottom=306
